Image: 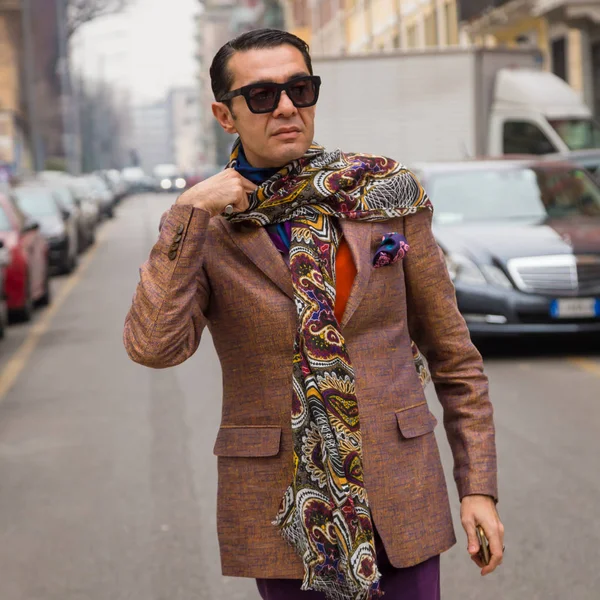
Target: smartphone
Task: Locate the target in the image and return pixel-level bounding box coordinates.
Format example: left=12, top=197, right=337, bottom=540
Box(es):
left=476, top=525, right=491, bottom=566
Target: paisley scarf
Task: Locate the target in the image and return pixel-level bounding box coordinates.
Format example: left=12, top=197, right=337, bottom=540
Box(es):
left=226, top=140, right=431, bottom=599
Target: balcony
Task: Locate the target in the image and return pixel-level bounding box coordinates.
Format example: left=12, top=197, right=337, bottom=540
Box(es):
left=458, top=0, right=513, bottom=22
left=533, top=0, right=600, bottom=23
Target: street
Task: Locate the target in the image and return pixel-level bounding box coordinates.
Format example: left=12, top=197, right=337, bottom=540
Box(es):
left=0, top=192, right=598, bottom=600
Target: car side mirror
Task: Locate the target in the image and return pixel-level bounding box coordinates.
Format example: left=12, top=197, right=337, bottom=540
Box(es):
left=23, top=220, right=40, bottom=233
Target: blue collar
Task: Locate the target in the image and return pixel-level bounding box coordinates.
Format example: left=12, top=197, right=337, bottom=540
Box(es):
left=234, top=146, right=281, bottom=185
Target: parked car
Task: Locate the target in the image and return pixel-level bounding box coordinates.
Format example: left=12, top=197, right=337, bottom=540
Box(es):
left=13, top=184, right=78, bottom=274
left=37, top=171, right=98, bottom=249
left=121, top=167, right=153, bottom=194
left=0, top=192, right=50, bottom=321
left=81, top=175, right=115, bottom=219
left=100, top=169, right=128, bottom=203
left=68, top=178, right=98, bottom=246
left=412, top=158, right=600, bottom=338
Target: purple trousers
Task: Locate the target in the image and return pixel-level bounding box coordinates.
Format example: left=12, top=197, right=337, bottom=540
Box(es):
left=256, top=531, right=440, bottom=600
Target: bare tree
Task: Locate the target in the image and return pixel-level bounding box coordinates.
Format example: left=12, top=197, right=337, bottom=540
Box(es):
left=67, top=0, right=131, bottom=38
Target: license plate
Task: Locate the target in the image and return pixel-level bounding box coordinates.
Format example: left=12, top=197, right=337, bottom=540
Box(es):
left=550, top=298, right=600, bottom=319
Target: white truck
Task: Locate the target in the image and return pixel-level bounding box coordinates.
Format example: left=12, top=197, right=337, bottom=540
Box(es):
left=313, top=47, right=600, bottom=162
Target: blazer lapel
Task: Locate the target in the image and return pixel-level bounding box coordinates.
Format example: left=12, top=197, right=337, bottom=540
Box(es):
left=219, top=220, right=294, bottom=300
left=340, top=220, right=374, bottom=328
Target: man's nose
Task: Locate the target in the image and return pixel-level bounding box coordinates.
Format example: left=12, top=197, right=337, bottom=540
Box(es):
left=273, top=91, right=297, bottom=117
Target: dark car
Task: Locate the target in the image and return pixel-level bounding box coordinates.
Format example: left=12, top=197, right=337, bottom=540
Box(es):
left=46, top=183, right=90, bottom=253
left=13, top=185, right=78, bottom=274
left=412, top=159, right=600, bottom=338
left=0, top=192, right=50, bottom=321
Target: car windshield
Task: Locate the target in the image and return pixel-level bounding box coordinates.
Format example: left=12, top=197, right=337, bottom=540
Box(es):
left=428, top=166, right=600, bottom=224
left=51, top=187, right=74, bottom=207
left=0, top=205, right=12, bottom=231
left=154, top=164, right=178, bottom=178
left=549, top=119, right=600, bottom=151
left=14, top=187, right=59, bottom=218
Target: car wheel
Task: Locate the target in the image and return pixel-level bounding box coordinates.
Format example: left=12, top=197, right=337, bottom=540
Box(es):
left=11, top=274, right=33, bottom=323
left=38, top=271, right=51, bottom=307
left=63, top=251, right=78, bottom=275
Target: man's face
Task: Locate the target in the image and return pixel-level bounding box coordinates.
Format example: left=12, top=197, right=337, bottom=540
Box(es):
left=212, top=45, right=316, bottom=168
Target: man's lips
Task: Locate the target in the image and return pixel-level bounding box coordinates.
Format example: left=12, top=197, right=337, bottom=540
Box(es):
left=273, top=127, right=301, bottom=137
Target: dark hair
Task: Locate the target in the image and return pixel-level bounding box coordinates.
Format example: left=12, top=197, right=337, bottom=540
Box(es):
left=210, top=28, right=313, bottom=103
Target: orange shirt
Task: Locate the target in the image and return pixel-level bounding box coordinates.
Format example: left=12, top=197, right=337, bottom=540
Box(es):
left=334, top=238, right=357, bottom=324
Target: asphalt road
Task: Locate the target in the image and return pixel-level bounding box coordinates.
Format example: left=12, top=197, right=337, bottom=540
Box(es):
left=0, top=192, right=598, bottom=600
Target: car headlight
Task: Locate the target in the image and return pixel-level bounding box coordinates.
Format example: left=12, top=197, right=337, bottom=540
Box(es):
left=160, top=179, right=173, bottom=190
left=480, top=264, right=513, bottom=289
left=175, top=178, right=186, bottom=189
left=445, top=253, right=513, bottom=289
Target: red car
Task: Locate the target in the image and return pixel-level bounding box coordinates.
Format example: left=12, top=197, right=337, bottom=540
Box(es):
left=0, top=192, right=50, bottom=321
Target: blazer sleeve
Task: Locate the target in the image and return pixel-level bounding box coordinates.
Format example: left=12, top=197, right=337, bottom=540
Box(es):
left=123, top=204, right=211, bottom=369
left=403, top=209, right=498, bottom=502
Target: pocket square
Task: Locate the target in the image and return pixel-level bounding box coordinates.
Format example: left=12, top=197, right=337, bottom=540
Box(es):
left=373, top=232, right=410, bottom=268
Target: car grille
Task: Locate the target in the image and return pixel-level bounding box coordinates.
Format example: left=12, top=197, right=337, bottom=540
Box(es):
left=507, top=255, right=600, bottom=295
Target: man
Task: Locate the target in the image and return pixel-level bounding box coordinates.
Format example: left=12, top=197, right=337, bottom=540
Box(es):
left=124, top=29, right=503, bottom=600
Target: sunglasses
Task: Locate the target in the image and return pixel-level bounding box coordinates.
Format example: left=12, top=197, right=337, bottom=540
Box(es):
left=219, top=75, right=322, bottom=114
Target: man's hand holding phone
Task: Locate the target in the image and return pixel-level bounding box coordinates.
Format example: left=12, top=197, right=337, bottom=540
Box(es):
left=461, top=495, right=505, bottom=576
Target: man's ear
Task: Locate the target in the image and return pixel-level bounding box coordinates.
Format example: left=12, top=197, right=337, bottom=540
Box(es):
left=212, top=102, right=238, bottom=135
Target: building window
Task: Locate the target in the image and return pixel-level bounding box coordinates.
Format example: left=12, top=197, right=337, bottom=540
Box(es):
left=552, top=37, right=568, bottom=82
left=503, top=121, right=556, bottom=155
left=424, top=10, right=438, bottom=47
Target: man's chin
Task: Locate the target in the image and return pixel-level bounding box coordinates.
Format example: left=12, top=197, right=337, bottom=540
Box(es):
left=270, top=138, right=311, bottom=165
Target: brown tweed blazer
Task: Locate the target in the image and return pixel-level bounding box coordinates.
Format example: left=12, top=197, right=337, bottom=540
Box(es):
left=123, top=204, right=497, bottom=579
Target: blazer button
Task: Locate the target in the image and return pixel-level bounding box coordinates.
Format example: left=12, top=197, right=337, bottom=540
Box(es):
left=168, top=250, right=177, bottom=261
left=174, top=233, right=182, bottom=242
left=177, top=224, right=184, bottom=234
left=169, top=242, right=179, bottom=252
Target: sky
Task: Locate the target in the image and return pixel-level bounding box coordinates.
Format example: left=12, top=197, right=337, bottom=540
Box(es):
left=72, top=0, right=199, bottom=105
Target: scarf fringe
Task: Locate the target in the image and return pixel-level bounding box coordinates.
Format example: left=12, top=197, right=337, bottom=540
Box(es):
left=274, top=503, right=384, bottom=600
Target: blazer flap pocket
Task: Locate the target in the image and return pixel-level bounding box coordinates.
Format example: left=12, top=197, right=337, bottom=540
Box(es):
left=213, top=426, right=282, bottom=457
left=395, top=402, right=438, bottom=439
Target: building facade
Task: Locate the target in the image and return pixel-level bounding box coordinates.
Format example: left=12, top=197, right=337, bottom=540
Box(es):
left=168, top=87, right=202, bottom=174
left=0, top=0, right=27, bottom=178
left=131, top=102, right=174, bottom=174
left=0, top=0, right=68, bottom=176
left=282, top=0, right=461, bottom=56
left=460, top=0, right=600, bottom=115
